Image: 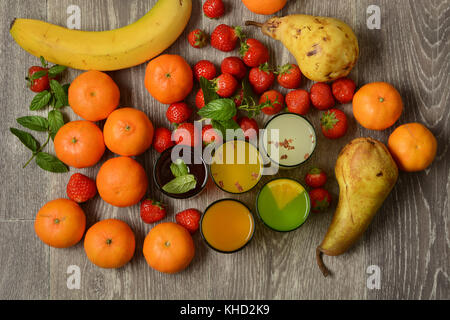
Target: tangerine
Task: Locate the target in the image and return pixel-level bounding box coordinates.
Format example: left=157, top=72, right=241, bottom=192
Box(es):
left=241, top=0, right=287, bottom=15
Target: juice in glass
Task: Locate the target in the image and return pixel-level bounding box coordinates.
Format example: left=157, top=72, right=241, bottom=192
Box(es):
left=201, top=199, right=255, bottom=253
left=257, top=178, right=310, bottom=232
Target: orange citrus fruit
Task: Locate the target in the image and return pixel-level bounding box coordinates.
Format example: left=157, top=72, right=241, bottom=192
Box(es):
left=241, top=0, right=287, bottom=15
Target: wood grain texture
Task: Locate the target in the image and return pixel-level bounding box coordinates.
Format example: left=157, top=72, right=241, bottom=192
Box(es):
left=0, top=0, right=448, bottom=300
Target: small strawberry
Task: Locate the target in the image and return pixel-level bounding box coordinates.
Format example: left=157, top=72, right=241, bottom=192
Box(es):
left=166, top=102, right=192, bottom=124
left=233, top=87, right=244, bottom=107
left=332, top=78, right=356, bottom=104
left=27, top=66, right=50, bottom=93
left=193, top=60, right=216, bottom=81
left=176, top=209, right=202, bottom=234
left=309, top=188, right=332, bottom=213
left=140, top=199, right=166, bottom=224
left=173, top=123, right=200, bottom=147
left=238, top=117, right=259, bottom=140
left=153, top=127, right=175, bottom=153
left=221, top=56, right=247, bottom=80
left=320, top=109, right=348, bottom=139
left=211, top=24, right=242, bottom=52
left=259, top=90, right=284, bottom=115
left=188, top=29, right=208, bottom=49
left=66, top=173, right=97, bottom=203
left=305, top=168, right=327, bottom=188
left=195, top=89, right=206, bottom=109
left=248, top=63, right=275, bottom=94
left=202, top=124, right=223, bottom=145
left=310, top=82, right=335, bottom=110
left=203, top=0, right=225, bottom=19
left=214, top=73, right=238, bottom=98
left=240, top=38, right=269, bottom=67
left=277, top=63, right=302, bottom=89
left=286, top=89, right=310, bottom=115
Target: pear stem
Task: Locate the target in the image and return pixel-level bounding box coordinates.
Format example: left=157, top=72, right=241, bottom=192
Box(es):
left=316, top=247, right=330, bottom=277
left=245, top=21, right=263, bottom=28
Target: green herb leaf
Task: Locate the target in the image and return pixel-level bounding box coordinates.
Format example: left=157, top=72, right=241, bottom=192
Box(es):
left=198, top=99, right=237, bottom=121
left=212, top=119, right=240, bottom=140
left=40, top=56, right=48, bottom=68
left=48, top=110, right=65, bottom=140
left=30, top=70, right=48, bottom=81
left=10, top=128, right=39, bottom=152
left=241, top=78, right=258, bottom=107
left=211, top=120, right=226, bottom=138
left=199, top=77, right=219, bottom=105
left=162, top=174, right=197, bottom=194
left=170, top=159, right=189, bottom=178
left=35, top=152, right=68, bottom=173
left=16, top=116, right=49, bottom=132
left=29, top=90, right=52, bottom=111
left=48, top=65, right=67, bottom=78
left=50, top=80, right=68, bottom=107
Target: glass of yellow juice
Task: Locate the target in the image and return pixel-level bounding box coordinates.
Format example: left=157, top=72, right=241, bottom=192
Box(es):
left=210, top=140, right=263, bottom=194
left=201, top=199, right=255, bottom=253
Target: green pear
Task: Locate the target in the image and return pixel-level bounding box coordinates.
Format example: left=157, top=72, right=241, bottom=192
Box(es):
left=246, top=15, right=359, bottom=82
left=316, top=138, right=398, bottom=277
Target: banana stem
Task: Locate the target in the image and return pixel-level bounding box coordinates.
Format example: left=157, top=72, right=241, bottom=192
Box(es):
left=316, top=247, right=330, bottom=277
left=245, top=21, right=263, bottom=28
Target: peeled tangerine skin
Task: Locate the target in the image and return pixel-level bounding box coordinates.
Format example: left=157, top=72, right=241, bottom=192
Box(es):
left=260, top=15, right=359, bottom=82
left=317, top=138, right=398, bottom=277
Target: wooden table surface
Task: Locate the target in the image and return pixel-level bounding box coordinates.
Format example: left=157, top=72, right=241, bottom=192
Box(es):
left=0, top=0, right=449, bottom=300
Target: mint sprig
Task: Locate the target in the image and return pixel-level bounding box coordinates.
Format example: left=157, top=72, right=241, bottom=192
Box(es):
left=162, top=159, right=197, bottom=194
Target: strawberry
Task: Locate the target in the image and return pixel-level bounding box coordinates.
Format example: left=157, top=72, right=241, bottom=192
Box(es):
left=193, top=60, right=216, bottom=81
left=286, top=89, right=310, bottom=115
left=173, top=123, right=200, bottom=147
left=203, top=0, right=225, bottom=19
left=176, top=209, right=202, bottom=234
left=320, top=109, right=348, bottom=139
left=221, top=56, right=247, bottom=80
left=153, top=127, right=175, bottom=153
left=248, top=63, right=275, bottom=94
left=310, top=82, right=335, bottom=110
left=211, top=24, right=241, bottom=52
left=27, top=66, right=50, bottom=93
left=195, top=89, right=206, bottom=109
left=305, top=168, right=327, bottom=188
left=188, top=29, right=208, bottom=49
left=140, top=199, right=166, bottom=224
left=332, top=78, right=356, bottom=104
left=238, top=117, right=259, bottom=140
left=277, top=63, right=302, bottom=89
left=202, top=124, right=223, bottom=145
left=233, top=87, right=244, bottom=107
left=240, top=38, right=269, bottom=67
left=66, top=173, right=97, bottom=203
left=166, top=102, right=192, bottom=124
left=259, top=90, right=284, bottom=115
left=214, top=73, right=238, bottom=98
left=309, top=188, right=332, bottom=213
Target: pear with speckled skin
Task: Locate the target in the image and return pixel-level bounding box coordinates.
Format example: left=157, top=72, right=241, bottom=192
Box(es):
left=246, top=15, right=359, bottom=82
left=316, top=138, right=398, bottom=277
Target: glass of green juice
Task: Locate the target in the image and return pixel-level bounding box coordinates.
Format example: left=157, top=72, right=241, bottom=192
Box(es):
left=256, top=178, right=311, bottom=232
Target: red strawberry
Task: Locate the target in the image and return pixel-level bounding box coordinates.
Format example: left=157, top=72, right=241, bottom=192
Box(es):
left=140, top=199, right=166, bottom=224
left=277, top=63, right=302, bottom=89
left=202, top=124, right=223, bottom=145
left=188, top=29, right=208, bottom=49
left=305, top=168, right=327, bottom=188
left=173, top=123, right=200, bottom=147
left=259, top=90, right=284, bottom=115
left=153, top=127, right=175, bottom=153
left=195, top=89, right=206, bottom=109
left=240, top=38, right=269, bottom=67
left=203, top=0, right=225, bottom=19
left=286, top=89, right=310, bottom=115
left=211, top=24, right=241, bottom=52
left=332, top=78, right=356, bottom=104
left=320, top=109, right=348, bottom=139
left=309, top=188, right=332, bottom=213
left=248, top=63, right=275, bottom=94
left=166, top=102, right=192, bottom=124
left=66, top=173, right=97, bottom=203
left=310, top=82, right=335, bottom=110
left=238, top=117, right=259, bottom=140
left=214, top=73, right=238, bottom=98
left=27, top=66, right=50, bottom=93
left=176, top=209, right=202, bottom=234
left=221, top=56, right=247, bottom=80
left=193, top=60, right=216, bottom=81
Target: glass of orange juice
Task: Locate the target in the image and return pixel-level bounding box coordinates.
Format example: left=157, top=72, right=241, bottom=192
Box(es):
left=201, top=199, right=255, bottom=253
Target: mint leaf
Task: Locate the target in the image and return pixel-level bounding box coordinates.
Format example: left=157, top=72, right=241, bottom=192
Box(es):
left=40, top=56, right=48, bottom=68
left=198, top=99, right=236, bottom=121
left=199, top=77, right=219, bottom=104
left=30, top=90, right=51, bottom=111
left=10, top=128, right=39, bottom=152
left=48, top=65, right=67, bottom=78
left=30, top=70, right=47, bottom=80
left=212, top=120, right=226, bottom=138
left=48, top=110, right=65, bottom=140
left=35, top=152, right=68, bottom=173
left=16, top=116, right=48, bottom=132
left=50, top=80, right=68, bottom=107
left=170, top=159, right=189, bottom=178
left=162, top=174, right=197, bottom=194
left=241, top=78, right=258, bottom=107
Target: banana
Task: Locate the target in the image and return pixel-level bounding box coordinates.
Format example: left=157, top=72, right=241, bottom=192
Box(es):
left=10, top=0, right=192, bottom=71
